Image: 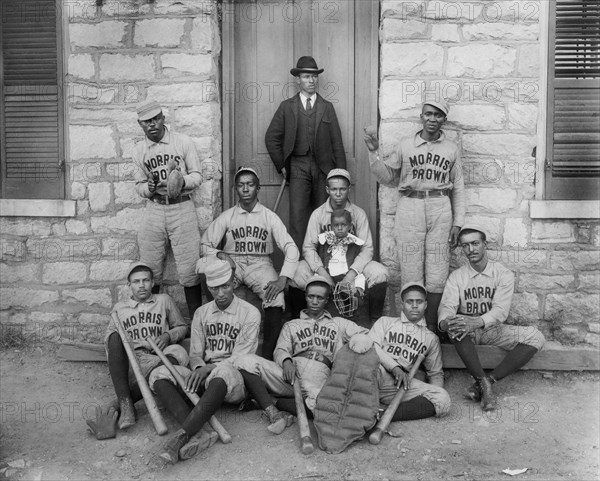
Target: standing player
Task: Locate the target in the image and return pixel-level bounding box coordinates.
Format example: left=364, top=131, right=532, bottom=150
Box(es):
left=364, top=101, right=465, bottom=334
left=132, top=99, right=204, bottom=319
left=86, top=262, right=188, bottom=439
left=438, top=225, right=545, bottom=411
left=199, top=167, right=299, bottom=359
left=234, top=274, right=369, bottom=431
left=291, top=169, right=389, bottom=324
left=265, top=56, right=346, bottom=249
left=370, top=282, right=451, bottom=421
left=151, top=257, right=261, bottom=464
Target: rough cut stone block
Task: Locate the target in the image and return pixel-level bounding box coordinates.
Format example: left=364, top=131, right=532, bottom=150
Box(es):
left=447, top=45, right=516, bottom=78
left=503, top=217, right=529, bottom=247
left=508, top=292, right=540, bottom=323
left=449, top=104, right=506, bottom=131
left=88, top=182, right=111, bottom=212
left=71, top=182, right=86, bottom=200
left=519, top=274, right=574, bottom=291
left=422, top=1, right=483, bottom=20
left=584, top=333, right=600, bottom=348
left=69, top=22, right=126, bottom=48
left=68, top=54, right=95, bottom=79
left=70, top=126, right=116, bottom=159
left=461, top=215, right=501, bottom=243
left=99, top=54, right=155, bottom=82
left=99, top=0, right=141, bottom=16
left=463, top=23, right=538, bottom=41
left=117, top=285, right=131, bottom=302
left=161, top=54, right=212, bottom=78
left=42, top=262, right=87, bottom=284
left=62, top=288, right=112, bottom=308
left=0, top=264, right=38, bottom=284
left=77, top=200, right=90, bottom=216
left=550, top=251, right=600, bottom=271
left=52, top=223, right=67, bottom=236
left=588, top=322, right=600, bottom=333
left=466, top=188, right=517, bottom=213
left=90, top=260, right=131, bottom=282
left=69, top=108, right=139, bottom=135
left=153, top=0, right=213, bottom=15
left=134, top=19, right=185, bottom=47
left=191, top=17, right=219, bottom=53
left=431, top=24, right=460, bottom=42
left=381, top=43, right=444, bottom=77
left=531, top=221, right=575, bottom=243
left=378, top=186, right=400, bottom=216
left=26, top=238, right=102, bottom=263
left=174, top=105, right=214, bottom=135
left=463, top=133, right=533, bottom=158
left=380, top=80, right=424, bottom=119
left=579, top=273, right=600, bottom=291
left=507, top=103, right=538, bottom=132
left=101, top=238, right=139, bottom=261
left=382, top=18, right=428, bottom=41
left=91, top=208, right=144, bottom=235
left=114, top=182, right=141, bottom=205
left=1, top=239, right=27, bottom=262
left=0, top=219, right=51, bottom=237
left=381, top=0, right=428, bottom=19
left=518, top=44, right=540, bottom=77
left=65, top=220, right=88, bottom=235
left=545, top=292, right=600, bottom=325
left=0, top=288, right=59, bottom=309
left=147, top=82, right=213, bottom=103
left=68, top=83, right=116, bottom=105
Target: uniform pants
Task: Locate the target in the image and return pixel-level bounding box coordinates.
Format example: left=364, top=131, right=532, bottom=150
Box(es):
left=471, top=324, right=545, bottom=351
left=230, top=255, right=285, bottom=309
left=292, top=259, right=389, bottom=290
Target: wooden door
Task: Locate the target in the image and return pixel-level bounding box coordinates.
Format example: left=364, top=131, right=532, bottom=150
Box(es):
left=222, top=0, right=380, bottom=250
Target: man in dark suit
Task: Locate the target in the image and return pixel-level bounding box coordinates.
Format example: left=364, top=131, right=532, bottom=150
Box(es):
left=265, top=56, right=347, bottom=249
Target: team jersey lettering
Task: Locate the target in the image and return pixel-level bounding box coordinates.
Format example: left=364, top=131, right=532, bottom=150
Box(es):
left=143, top=154, right=181, bottom=171
left=229, top=225, right=270, bottom=254
left=295, top=324, right=338, bottom=354
left=205, top=321, right=239, bottom=354
left=408, top=152, right=451, bottom=183
left=122, top=312, right=164, bottom=341
left=384, top=330, right=427, bottom=363
left=462, top=286, right=496, bottom=315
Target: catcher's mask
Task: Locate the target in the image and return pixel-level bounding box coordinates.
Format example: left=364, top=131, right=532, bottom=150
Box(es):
left=333, top=282, right=358, bottom=317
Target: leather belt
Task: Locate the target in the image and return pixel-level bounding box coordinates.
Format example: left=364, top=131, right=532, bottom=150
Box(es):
left=150, top=194, right=191, bottom=205
left=294, top=351, right=332, bottom=369
left=402, top=190, right=448, bottom=199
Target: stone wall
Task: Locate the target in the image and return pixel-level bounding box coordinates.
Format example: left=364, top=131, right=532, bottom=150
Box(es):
left=378, top=0, right=599, bottom=347
left=0, top=0, right=221, bottom=343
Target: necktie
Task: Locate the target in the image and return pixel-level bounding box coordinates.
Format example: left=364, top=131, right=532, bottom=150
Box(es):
left=306, top=98, right=312, bottom=111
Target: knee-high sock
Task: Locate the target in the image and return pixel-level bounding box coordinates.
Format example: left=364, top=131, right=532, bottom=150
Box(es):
left=107, top=332, right=133, bottom=401
left=392, top=396, right=436, bottom=421
left=491, top=344, right=538, bottom=381
left=181, top=378, right=227, bottom=437
left=275, top=397, right=314, bottom=419
left=154, top=379, right=192, bottom=426
left=240, top=370, right=273, bottom=409
left=368, top=282, right=388, bottom=322
left=262, top=307, right=283, bottom=361
left=425, top=293, right=443, bottom=334
left=452, top=335, right=485, bottom=379
left=184, top=284, right=203, bottom=319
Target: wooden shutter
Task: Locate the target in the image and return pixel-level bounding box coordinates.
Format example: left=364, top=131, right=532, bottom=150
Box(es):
left=546, top=0, right=600, bottom=200
left=0, top=0, right=65, bottom=199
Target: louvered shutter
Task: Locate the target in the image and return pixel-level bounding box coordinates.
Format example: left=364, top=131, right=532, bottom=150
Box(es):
left=546, top=0, right=600, bottom=200
left=1, top=0, right=65, bottom=199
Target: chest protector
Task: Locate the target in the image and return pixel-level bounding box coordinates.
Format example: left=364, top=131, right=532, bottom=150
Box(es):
left=313, top=345, right=380, bottom=454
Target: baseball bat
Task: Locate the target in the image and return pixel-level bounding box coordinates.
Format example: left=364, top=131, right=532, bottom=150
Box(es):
left=111, top=312, right=168, bottom=436
left=145, top=337, right=232, bottom=444
left=369, top=353, right=426, bottom=445
left=273, top=177, right=286, bottom=213
left=293, top=376, right=314, bottom=455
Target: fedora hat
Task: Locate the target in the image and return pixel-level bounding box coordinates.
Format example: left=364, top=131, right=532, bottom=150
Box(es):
left=290, top=56, right=324, bottom=76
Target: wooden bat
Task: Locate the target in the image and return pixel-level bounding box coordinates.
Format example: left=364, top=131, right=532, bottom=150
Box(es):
left=111, top=312, right=168, bottom=436
left=369, top=353, right=426, bottom=445
left=293, top=376, right=314, bottom=455
left=273, top=177, right=286, bottom=213
left=146, top=337, right=232, bottom=444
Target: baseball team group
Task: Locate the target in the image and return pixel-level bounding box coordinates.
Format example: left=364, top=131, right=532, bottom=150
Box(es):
left=86, top=56, right=546, bottom=466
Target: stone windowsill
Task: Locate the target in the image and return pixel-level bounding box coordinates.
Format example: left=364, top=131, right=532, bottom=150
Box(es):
left=529, top=200, right=600, bottom=219
left=0, top=199, right=76, bottom=217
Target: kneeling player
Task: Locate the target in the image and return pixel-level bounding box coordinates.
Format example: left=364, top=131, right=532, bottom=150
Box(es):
left=151, top=258, right=261, bottom=464
left=370, top=282, right=451, bottom=420
left=234, top=274, right=369, bottom=433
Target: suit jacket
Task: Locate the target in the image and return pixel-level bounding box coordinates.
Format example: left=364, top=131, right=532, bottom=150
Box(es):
left=265, top=93, right=346, bottom=178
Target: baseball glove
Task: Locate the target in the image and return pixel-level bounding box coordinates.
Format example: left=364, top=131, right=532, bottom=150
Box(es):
left=333, top=282, right=358, bottom=317
left=167, top=169, right=184, bottom=199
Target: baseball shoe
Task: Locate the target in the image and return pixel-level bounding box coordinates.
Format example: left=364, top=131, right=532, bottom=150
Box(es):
left=264, top=405, right=295, bottom=435
left=117, top=397, right=136, bottom=430
left=158, top=429, right=190, bottom=465
left=166, top=169, right=184, bottom=199
left=179, top=427, right=218, bottom=460
left=479, top=376, right=497, bottom=411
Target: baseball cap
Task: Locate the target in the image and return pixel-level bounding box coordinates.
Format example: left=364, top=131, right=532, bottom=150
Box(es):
left=458, top=223, right=487, bottom=238
left=137, top=100, right=162, bottom=121
left=127, top=261, right=153, bottom=280
left=400, top=281, right=427, bottom=298
left=200, top=257, right=233, bottom=288
left=423, top=100, right=449, bottom=116
left=326, top=168, right=351, bottom=183
left=306, top=274, right=334, bottom=290
left=234, top=166, right=260, bottom=182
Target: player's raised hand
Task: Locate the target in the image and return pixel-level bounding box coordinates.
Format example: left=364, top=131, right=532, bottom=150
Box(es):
left=363, top=125, right=379, bottom=152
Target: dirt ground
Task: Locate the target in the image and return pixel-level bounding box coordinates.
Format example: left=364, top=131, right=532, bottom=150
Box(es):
left=1, top=344, right=599, bottom=481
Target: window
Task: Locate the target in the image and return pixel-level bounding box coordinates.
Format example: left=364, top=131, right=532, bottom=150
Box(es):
left=545, top=0, right=600, bottom=200
left=1, top=0, right=65, bottom=200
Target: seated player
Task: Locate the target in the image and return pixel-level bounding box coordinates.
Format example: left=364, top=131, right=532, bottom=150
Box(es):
left=199, top=166, right=299, bottom=360
left=438, top=224, right=545, bottom=411
left=151, top=257, right=261, bottom=464
left=86, top=262, right=188, bottom=440
left=370, top=282, right=451, bottom=421
left=291, top=169, right=389, bottom=324
left=234, top=274, right=369, bottom=433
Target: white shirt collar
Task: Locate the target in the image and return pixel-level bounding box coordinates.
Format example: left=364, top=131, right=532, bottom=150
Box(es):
left=299, top=93, right=317, bottom=109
